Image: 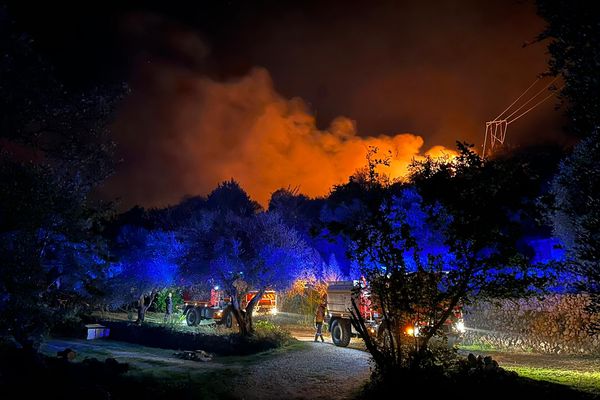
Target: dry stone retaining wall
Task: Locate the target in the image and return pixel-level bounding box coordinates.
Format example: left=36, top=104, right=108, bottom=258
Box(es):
left=462, top=294, right=600, bottom=354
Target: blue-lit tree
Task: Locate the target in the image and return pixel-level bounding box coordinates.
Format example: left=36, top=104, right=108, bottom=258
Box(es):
left=324, top=145, right=555, bottom=373
left=269, top=187, right=350, bottom=276
left=323, top=147, right=430, bottom=370
left=206, top=212, right=318, bottom=335
left=108, top=226, right=185, bottom=324
left=178, top=181, right=319, bottom=335
left=321, top=254, right=345, bottom=283
left=408, top=144, right=555, bottom=356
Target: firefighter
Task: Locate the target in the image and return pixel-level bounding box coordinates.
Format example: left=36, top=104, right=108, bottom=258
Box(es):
left=314, top=299, right=327, bottom=342
left=164, top=292, right=174, bottom=323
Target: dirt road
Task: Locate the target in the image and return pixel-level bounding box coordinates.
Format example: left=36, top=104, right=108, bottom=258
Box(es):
left=231, top=341, right=370, bottom=400
left=41, top=337, right=371, bottom=400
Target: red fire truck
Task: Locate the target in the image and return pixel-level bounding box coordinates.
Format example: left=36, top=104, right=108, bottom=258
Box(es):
left=326, top=279, right=465, bottom=347
left=183, top=287, right=277, bottom=328
left=182, top=287, right=225, bottom=326
left=244, top=290, right=278, bottom=315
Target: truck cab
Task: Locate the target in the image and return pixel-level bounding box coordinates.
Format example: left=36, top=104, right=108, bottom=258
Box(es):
left=183, top=287, right=278, bottom=328
left=182, top=287, right=227, bottom=326
left=244, top=290, right=278, bottom=315
left=326, top=280, right=465, bottom=347
left=326, top=280, right=375, bottom=347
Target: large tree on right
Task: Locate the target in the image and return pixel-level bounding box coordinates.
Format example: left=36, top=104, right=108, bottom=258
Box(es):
left=549, top=130, right=600, bottom=333
left=537, top=0, right=600, bottom=332
left=536, top=0, right=600, bottom=137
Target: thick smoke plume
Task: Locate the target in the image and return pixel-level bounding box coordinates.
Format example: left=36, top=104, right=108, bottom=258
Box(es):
left=104, top=63, right=455, bottom=208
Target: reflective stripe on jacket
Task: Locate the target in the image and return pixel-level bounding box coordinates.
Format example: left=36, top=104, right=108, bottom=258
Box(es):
left=315, top=304, right=326, bottom=323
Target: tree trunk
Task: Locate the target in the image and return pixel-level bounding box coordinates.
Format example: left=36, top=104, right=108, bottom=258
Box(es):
left=230, top=295, right=248, bottom=335
left=349, top=297, right=386, bottom=369
left=137, top=294, right=146, bottom=324
left=136, top=289, right=158, bottom=325
left=413, top=274, right=470, bottom=367
left=243, top=288, right=265, bottom=334
left=231, top=288, right=265, bottom=336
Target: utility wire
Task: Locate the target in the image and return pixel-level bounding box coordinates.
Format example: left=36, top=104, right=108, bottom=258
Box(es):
left=503, top=77, right=558, bottom=122
left=507, top=89, right=559, bottom=125
left=493, top=78, right=539, bottom=121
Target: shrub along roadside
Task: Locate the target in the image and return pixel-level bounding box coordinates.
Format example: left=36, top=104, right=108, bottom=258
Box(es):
left=101, top=320, right=295, bottom=356
left=358, top=352, right=598, bottom=400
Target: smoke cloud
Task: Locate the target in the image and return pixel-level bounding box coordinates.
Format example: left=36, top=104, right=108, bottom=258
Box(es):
left=11, top=3, right=568, bottom=209
left=104, top=63, right=454, bottom=208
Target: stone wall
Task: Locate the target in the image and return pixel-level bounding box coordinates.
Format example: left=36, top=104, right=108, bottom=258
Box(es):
left=462, top=294, right=600, bottom=354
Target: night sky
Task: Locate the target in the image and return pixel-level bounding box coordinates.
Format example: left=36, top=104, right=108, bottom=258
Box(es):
left=6, top=1, right=568, bottom=208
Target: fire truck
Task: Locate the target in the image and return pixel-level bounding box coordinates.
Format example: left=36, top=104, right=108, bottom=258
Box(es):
left=183, top=287, right=277, bottom=328
left=182, top=287, right=226, bottom=327
left=326, top=280, right=465, bottom=347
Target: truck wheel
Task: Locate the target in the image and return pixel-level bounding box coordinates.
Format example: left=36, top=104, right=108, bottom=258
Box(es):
left=330, top=319, right=351, bottom=347
left=224, top=311, right=233, bottom=329
left=186, top=308, right=200, bottom=326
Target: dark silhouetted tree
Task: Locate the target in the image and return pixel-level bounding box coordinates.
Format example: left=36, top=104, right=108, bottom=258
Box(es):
left=548, top=130, right=600, bottom=332
left=0, top=12, right=123, bottom=347
left=536, top=0, right=600, bottom=137
left=207, top=179, right=262, bottom=217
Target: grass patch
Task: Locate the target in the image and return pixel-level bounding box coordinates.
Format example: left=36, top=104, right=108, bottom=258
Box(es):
left=506, top=366, right=600, bottom=396
left=134, top=358, right=173, bottom=367
left=458, top=343, right=498, bottom=352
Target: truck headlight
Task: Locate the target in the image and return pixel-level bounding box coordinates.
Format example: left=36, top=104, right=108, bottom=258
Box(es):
left=270, top=307, right=278, bottom=315
left=456, top=321, right=466, bottom=333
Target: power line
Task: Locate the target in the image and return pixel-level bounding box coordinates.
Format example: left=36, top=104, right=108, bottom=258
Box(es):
left=493, top=78, right=539, bottom=121
left=507, top=90, right=558, bottom=125
left=503, top=77, right=558, bottom=122
left=482, top=76, right=559, bottom=159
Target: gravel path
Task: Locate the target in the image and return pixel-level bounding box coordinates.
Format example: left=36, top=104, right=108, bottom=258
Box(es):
left=43, top=336, right=372, bottom=400
left=231, top=341, right=371, bottom=400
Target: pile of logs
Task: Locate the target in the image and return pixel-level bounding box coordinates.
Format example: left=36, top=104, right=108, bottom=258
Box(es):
left=173, top=350, right=213, bottom=362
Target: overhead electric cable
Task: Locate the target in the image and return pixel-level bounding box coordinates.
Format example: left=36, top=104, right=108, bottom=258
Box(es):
left=507, top=89, right=559, bottom=125
left=493, top=78, right=539, bottom=121
left=503, top=77, right=558, bottom=121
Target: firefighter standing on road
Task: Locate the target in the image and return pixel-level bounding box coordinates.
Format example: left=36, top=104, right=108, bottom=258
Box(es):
left=314, top=299, right=327, bottom=342
left=164, top=292, right=174, bottom=323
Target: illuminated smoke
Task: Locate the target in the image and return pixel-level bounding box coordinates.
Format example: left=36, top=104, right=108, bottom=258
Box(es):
left=104, top=64, right=455, bottom=208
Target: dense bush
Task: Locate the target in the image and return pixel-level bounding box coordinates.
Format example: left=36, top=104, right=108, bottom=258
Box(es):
left=360, top=352, right=596, bottom=400
left=253, top=319, right=295, bottom=347
left=154, top=288, right=184, bottom=313
left=102, top=321, right=294, bottom=356
left=279, top=283, right=325, bottom=325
